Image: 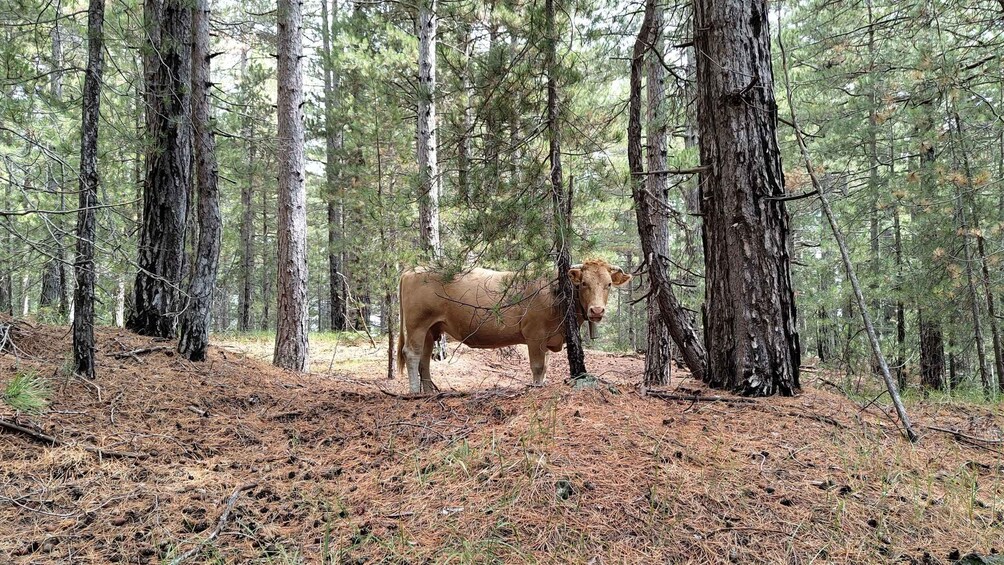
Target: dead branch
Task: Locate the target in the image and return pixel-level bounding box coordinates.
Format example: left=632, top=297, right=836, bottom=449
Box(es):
left=0, top=417, right=148, bottom=459
left=167, top=482, right=258, bottom=565
left=644, top=391, right=757, bottom=404
left=923, top=425, right=1004, bottom=453
left=110, top=345, right=170, bottom=359
left=777, top=17, right=917, bottom=443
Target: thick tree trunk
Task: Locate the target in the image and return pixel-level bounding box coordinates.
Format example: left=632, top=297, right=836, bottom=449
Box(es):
left=72, top=0, right=104, bottom=379
left=544, top=0, right=585, bottom=379
left=694, top=0, right=800, bottom=395
left=919, top=311, right=945, bottom=390
left=128, top=0, right=192, bottom=338
left=630, top=0, right=706, bottom=382
left=273, top=0, right=309, bottom=371
left=178, top=0, right=221, bottom=362
left=321, top=0, right=346, bottom=332
left=643, top=0, right=671, bottom=387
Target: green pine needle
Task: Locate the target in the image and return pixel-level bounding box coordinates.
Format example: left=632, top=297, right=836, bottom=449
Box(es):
left=3, top=370, right=51, bottom=415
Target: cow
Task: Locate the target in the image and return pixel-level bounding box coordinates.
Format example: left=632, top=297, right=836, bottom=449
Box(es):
left=397, top=259, right=632, bottom=392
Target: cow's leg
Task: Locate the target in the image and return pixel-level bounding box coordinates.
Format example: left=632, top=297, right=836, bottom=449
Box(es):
left=419, top=331, right=440, bottom=393
left=404, top=328, right=427, bottom=394
left=527, top=340, right=548, bottom=386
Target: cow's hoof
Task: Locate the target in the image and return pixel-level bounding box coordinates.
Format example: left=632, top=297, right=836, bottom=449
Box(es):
left=528, top=381, right=546, bottom=388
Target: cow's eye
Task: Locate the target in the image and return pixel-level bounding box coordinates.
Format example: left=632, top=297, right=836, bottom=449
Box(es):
left=607, top=283, right=612, bottom=288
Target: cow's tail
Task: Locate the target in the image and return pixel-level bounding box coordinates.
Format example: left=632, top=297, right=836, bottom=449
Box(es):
left=396, top=274, right=406, bottom=379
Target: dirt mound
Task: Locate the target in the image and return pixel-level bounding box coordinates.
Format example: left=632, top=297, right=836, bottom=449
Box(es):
left=1, top=327, right=1002, bottom=563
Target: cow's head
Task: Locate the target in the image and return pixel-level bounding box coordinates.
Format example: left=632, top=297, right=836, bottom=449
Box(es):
left=568, top=259, right=632, bottom=323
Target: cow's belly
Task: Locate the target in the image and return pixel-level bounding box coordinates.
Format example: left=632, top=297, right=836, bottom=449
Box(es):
left=439, top=318, right=525, bottom=349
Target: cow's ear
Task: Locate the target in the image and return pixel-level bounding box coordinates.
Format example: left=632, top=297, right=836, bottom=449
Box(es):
left=568, top=268, right=583, bottom=286
left=610, top=267, right=632, bottom=287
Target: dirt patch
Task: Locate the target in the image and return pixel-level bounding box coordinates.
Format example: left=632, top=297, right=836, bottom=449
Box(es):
left=1, top=327, right=1002, bottom=563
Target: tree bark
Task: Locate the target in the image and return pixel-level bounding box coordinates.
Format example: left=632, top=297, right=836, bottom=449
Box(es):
left=694, top=0, right=800, bottom=395
left=457, top=23, right=473, bottom=205
left=545, top=0, right=585, bottom=379
left=947, top=113, right=993, bottom=396
left=321, top=0, right=346, bottom=332
left=128, top=0, right=192, bottom=338
left=630, top=0, right=706, bottom=383
left=273, top=0, right=309, bottom=371
left=72, top=0, right=105, bottom=379
left=178, top=0, right=221, bottom=362
left=238, top=49, right=255, bottom=333
left=952, top=113, right=1004, bottom=393
left=643, top=0, right=671, bottom=387
left=416, top=0, right=442, bottom=259
left=919, top=310, right=945, bottom=390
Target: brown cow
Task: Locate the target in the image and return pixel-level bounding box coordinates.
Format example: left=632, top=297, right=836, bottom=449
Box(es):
left=397, top=259, right=632, bottom=392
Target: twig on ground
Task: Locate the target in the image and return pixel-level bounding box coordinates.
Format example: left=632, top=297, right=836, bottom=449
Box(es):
left=74, top=372, right=103, bottom=402
left=167, top=482, right=258, bottom=565
left=0, top=417, right=148, bottom=459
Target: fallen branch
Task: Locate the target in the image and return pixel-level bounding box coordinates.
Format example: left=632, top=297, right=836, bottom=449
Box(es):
left=110, top=346, right=170, bottom=359
left=377, top=387, right=467, bottom=400
left=644, top=391, right=757, bottom=404
left=0, top=417, right=148, bottom=459
left=168, top=482, right=258, bottom=565
left=924, top=425, right=1004, bottom=453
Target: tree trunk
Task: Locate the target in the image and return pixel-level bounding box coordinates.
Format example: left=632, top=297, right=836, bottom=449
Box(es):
left=260, top=177, right=271, bottom=331
left=457, top=23, right=473, bottom=205
left=72, top=0, right=105, bottom=379
left=128, top=0, right=192, bottom=338
left=238, top=50, right=255, bottom=333
left=952, top=113, right=1004, bottom=393
left=41, top=19, right=68, bottom=316
left=273, top=0, right=309, bottom=371
left=694, top=0, right=800, bottom=395
left=321, top=0, right=346, bottom=332
left=416, top=0, right=441, bottom=258
left=630, top=0, right=706, bottom=382
left=919, top=310, right=945, bottom=390
left=39, top=257, right=63, bottom=311
left=643, top=0, right=671, bottom=387
left=947, top=113, right=992, bottom=395
left=178, top=0, right=221, bottom=362
left=115, top=276, right=125, bottom=327
left=544, top=0, right=585, bottom=379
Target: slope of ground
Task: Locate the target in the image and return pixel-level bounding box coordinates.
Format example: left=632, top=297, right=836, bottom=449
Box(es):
left=1, top=325, right=1002, bottom=564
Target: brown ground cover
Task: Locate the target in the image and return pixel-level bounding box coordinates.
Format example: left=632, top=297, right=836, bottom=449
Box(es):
left=1, top=325, right=1002, bottom=563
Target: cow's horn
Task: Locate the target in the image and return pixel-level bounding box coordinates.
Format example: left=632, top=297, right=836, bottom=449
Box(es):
left=570, top=263, right=583, bottom=269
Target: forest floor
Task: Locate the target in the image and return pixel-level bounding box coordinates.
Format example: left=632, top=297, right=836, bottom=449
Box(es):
left=1, top=325, right=1002, bottom=564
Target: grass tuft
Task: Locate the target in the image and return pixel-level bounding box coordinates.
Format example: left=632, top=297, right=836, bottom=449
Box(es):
left=3, top=370, right=50, bottom=414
